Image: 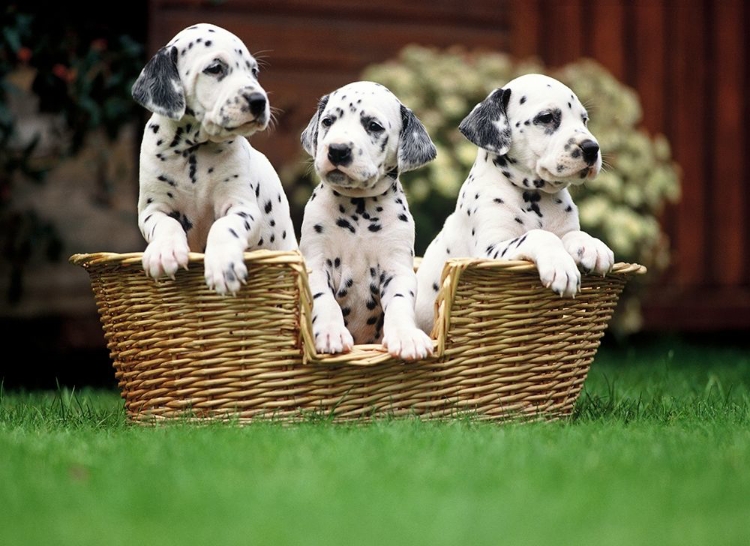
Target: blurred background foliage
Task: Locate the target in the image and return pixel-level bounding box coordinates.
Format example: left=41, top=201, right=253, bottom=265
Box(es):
left=0, top=3, right=145, bottom=303
left=284, top=45, right=682, bottom=335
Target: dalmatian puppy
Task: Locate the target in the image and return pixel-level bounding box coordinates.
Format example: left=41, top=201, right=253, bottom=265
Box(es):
left=415, top=73, right=614, bottom=333
left=299, top=81, right=437, bottom=360
left=131, top=23, right=297, bottom=295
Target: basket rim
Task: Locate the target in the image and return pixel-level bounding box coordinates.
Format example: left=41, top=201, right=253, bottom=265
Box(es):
left=68, top=249, right=304, bottom=268
left=69, top=250, right=647, bottom=276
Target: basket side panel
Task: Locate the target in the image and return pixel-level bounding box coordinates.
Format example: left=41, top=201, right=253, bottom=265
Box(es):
left=437, top=267, right=627, bottom=420
left=84, top=258, right=305, bottom=421
left=177, top=361, right=467, bottom=422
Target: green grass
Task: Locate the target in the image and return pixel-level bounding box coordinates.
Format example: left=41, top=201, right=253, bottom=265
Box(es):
left=1, top=336, right=749, bottom=546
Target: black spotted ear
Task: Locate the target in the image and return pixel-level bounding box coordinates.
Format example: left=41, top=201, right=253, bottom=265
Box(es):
left=458, top=87, right=512, bottom=155
left=131, top=46, right=186, bottom=120
left=397, top=105, right=437, bottom=172
left=300, top=94, right=329, bottom=157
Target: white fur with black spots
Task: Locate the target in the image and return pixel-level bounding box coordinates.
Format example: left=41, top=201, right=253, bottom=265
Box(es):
left=299, top=81, right=436, bottom=360
left=132, top=23, right=297, bottom=295
left=416, top=74, right=614, bottom=333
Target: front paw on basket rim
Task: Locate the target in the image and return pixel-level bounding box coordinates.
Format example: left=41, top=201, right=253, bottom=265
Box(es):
left=382, top=328, right=434, bottom=361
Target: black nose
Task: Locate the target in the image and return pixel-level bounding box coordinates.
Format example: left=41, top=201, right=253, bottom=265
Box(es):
left=327, top=143, right=352, bottom=166
left=579, top=139, right=600, bottom=165
left=244, top=92, right=267, bottom=117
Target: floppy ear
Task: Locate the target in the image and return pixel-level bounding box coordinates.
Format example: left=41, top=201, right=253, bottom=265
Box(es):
left=397, top=105, right=437, bottom=172
left=131, top=46, right=186, bottom=120
left=300, top=95, right=329, bottom=157
left=458, top=87, right=512, bottom=155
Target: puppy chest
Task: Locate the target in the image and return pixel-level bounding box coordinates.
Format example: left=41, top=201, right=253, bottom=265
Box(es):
left=305, top=193, right=414, bottom=249
left=327, top=259, right=390, bottom=345
left=514, top=190, right=577, bottom=232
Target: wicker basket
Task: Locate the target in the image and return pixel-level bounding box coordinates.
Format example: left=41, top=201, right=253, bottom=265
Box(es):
left=70, top=250, right=645, bottom=423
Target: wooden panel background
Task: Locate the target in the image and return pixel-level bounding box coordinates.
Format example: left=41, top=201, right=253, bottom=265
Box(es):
left=148, top=0, right=750, bottom=332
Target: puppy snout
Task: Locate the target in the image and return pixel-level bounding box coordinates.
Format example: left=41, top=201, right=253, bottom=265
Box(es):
left=579, top=139, right=600, bottom=165
left=327, top=143, right=353, bottom=166
left=243, top=92, right=267, bottom=117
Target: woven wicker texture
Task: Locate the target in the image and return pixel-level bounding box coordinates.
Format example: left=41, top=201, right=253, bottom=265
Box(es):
left=70, top=250, right=645, bottom=423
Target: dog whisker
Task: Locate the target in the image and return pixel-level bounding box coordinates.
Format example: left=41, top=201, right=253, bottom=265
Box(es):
left=252, top=49, right=273, bottom=69
left=302, top=157, right=316, bottom=178
left=263, top=104, right=285, bottom=133
left=269, top=105, right=284, bottom=117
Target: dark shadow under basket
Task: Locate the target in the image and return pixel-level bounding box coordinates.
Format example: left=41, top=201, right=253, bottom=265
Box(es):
left=70, top=250, right=645, bottom=423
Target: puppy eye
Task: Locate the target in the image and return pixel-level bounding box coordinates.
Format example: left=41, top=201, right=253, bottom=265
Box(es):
left=251, top=67, right=259, bottom=79
left=582, top=116, right=589, bottom=126
left=536, top=112, right=554, bottom=124
left=203, top=61, right=226, bottom=76
left=367, top=121, right=384, bottom=133
left=321, top=117, right=333, bottom=128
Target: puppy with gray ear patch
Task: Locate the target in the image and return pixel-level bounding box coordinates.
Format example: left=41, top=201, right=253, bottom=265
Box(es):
left=416, top=73, right=614, bottom=333
left=300, top=81, right=436, bottom=360
left=132, top=23, right=297, bottom=295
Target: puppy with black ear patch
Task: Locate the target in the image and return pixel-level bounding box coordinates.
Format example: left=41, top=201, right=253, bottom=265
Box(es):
left=416, top=73, right=614, bottom=333
left=300, top=81, right=437, bottom=360
left=132, top=23, right=297, bottom=295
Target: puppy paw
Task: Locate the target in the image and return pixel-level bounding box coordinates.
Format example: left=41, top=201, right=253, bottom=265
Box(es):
left=535, top=251, right=581, bottom=298
left=204, top=243, right=247, bottom=295
left=314, top=322, right=354, bottom=354
left=563, top=232, right=614, bottom=276
left=142, top=237, right=189, bottom=279
left=382, top=327, right=434, bottom=361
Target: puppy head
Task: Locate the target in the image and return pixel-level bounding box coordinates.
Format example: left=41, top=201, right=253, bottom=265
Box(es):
left=132, top=23, right=269, bottom=142
left=460, top=74, right=601, bottom=190
left=300, top=81, right=436, bottom=194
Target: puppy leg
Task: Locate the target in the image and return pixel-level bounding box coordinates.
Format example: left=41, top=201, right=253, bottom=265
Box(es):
left=308, top=267, right=354, bottom=354
left=561, top=231, right=614, bottom=276
left=140, top=212, right=190, bottom=279
left=204, top=202, right=262, bottom=295
left=381, top=264, right=433, bottom=361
